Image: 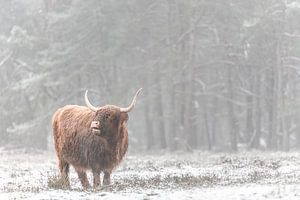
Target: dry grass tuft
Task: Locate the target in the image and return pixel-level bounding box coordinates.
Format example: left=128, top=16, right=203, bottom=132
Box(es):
left=47, top=175, right=68, bottom=190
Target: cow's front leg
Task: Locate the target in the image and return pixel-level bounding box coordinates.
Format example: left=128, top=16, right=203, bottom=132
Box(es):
left=103, top=171, right=111, bottom=185
left=75, top=168, right=90, bottom=189
left=92, top=170, right=101, bottom=189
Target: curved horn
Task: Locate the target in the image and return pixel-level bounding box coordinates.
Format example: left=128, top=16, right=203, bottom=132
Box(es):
left=85, top=90, right=98, bottom=112
left=120, top=88, right=142, bottom=113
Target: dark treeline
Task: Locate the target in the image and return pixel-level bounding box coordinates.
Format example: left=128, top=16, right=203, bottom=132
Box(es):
left=0, top=0, right=300, bottom=152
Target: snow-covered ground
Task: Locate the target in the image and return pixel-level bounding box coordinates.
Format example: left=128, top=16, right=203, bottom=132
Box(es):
left=1, top=150, right=300, bottom=199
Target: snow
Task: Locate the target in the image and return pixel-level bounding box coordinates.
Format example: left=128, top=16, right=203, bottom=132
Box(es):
left=3, top=184, right=300, bottom=200
left=1, top=151, right=300, bottom=199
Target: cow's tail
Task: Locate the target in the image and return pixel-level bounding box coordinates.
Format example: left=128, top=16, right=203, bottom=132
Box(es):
left=52, top=109, right=61, bottom=155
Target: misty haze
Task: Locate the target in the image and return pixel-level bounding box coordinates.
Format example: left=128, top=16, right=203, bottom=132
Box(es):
left=0, top=0, right=300, bottom=199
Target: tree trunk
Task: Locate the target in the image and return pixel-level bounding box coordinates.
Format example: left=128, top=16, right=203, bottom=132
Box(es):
left=227, top=66, right=237, bottom=151
left=251, top=73, right=262, bottom=149
left=155, top=67, right=167, bottom=149
left=202, top=96, right=212, bottom=150
left=169, top=83, right=178, bottom=151
left=267, top=67, right=278, bottom=150
left=245, top=77, right=254, bottom=145
left=278, top=5, right=289, bottom=151
left=144, top=102, right=154, bottom=150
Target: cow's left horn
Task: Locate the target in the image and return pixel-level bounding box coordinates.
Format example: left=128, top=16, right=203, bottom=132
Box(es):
left=85, top=90, right=98, bottom=112
left=120, top=88, right=142, bottom=113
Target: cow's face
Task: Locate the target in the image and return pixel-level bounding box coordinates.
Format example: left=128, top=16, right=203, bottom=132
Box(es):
left=94, top=105, right=129, bottom=140
left=85, top=88, right=141, bottom=139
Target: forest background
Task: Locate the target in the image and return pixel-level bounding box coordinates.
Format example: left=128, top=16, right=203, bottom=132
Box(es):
left=0, top=0, right=300, bottom=152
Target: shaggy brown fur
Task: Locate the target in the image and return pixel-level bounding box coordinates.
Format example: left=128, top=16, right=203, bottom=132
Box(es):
left=52, top=105, right=128, bottom=189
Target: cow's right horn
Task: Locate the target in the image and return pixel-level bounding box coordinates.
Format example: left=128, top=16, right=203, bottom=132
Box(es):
left=85, top=90, right=98, bottom=112
left=120, top=88, right=142, bottom=113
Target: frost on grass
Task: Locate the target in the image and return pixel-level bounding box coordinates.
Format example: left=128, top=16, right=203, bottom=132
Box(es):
left=1, top=151, right=300, bottom=199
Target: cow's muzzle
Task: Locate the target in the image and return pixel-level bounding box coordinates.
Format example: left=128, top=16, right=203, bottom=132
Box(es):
left=91, top=121, right=101, bottom=136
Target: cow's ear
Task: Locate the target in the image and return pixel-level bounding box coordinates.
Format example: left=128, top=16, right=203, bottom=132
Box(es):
left=119, top=113, right=129, bottom=124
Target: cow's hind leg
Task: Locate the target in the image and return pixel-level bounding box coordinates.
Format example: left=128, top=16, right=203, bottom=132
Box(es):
left=59, top=160, right=70, bottom=189
left=75, top=168, right=90, bottom=189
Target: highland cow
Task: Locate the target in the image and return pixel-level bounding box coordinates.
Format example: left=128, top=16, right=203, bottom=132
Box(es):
left=52, top=88, right=142, bottom=189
